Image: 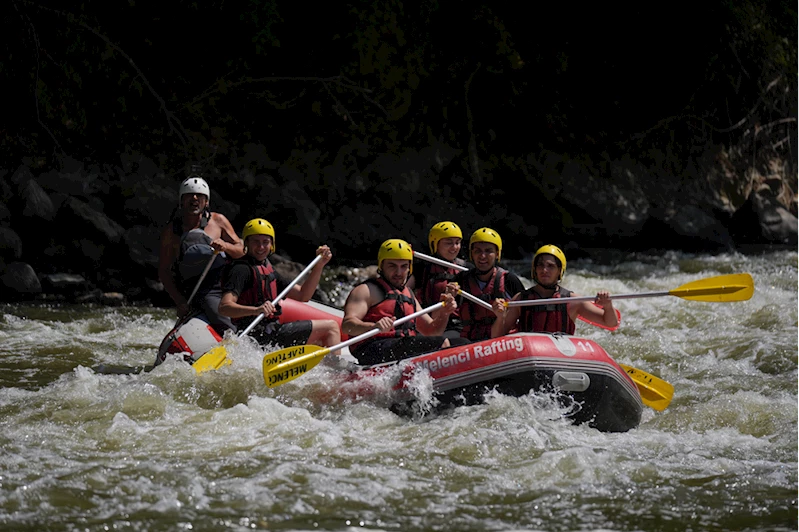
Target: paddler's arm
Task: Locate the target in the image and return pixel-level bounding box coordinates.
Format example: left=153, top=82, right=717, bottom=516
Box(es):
left=569, top=290, right=618, bottom=328
left=218, top=266, right=277, bottom=319
left=341, top=283, right=395, bottom=336
left=218, top=291, right=278, bottom=319
left=287, top=245, right=333, bottom=302
left=490, top=293, right=521, bottom=338
left=211, top=212, right=245, bottom=259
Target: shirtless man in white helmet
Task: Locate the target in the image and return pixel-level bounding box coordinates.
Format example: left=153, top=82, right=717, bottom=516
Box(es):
left=158, top=172, right=244, bottom=334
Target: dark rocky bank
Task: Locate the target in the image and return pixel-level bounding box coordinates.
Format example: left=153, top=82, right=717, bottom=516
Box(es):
left=0, top=142, right=795, bottom=307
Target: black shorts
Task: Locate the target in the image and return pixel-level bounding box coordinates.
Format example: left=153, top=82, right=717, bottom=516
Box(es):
left=352, top=335, right=471, bottom=366
left=252, top=320, right=313, bottom=348
left=198, top=289, right=235, bottom=335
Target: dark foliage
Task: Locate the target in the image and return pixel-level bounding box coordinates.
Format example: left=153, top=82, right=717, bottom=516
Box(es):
left=2, top=0, right=796, bottom=262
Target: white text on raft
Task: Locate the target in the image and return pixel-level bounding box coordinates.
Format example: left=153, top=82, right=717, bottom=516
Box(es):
left=415, top=337, right=524, bottom=372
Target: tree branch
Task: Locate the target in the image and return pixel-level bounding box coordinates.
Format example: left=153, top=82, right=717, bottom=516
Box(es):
left=25, top=2, right=192, bottom=157
left=13, top=0, right=63, bottom=157
left=188, top=75, right=389, bottom=119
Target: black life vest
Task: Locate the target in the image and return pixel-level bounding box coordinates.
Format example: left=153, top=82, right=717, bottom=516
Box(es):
left=517, top=286, right=576, bottom=334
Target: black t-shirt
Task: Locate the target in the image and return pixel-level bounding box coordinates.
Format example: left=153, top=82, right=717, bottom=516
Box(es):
left=221, top=260, right=292, bottom=301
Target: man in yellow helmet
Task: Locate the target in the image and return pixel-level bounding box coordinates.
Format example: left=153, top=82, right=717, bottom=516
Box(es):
left=158, top=173, right=245, bottom=334
left=490, top=244, right=618, bottom=337
left=218, top=219, right=340, bottom=350
left=342, top=238, right=466, bottom=365
left=448, top=228, right=525, bottom=341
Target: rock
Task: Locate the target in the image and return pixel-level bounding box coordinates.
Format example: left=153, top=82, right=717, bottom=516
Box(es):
left=40, top=273, right=90, bottom=294
left=665, top=204, right=735, bottom=250
left=35, top=157, right=111, bottom=202
left=752, top=185, right=798, bottom=244
left=271, top=253, right=304, bottom=279
left=0, top=262, right=42, bottom=296
left=0, top=226, right=22, bottom=260
left=124, top=225, right=161, bottom=271
left=59, top=196, right=126, bottom=243
left=11, top=166, right=56, bottom=221
left=559, top=157, right=651, bottom=239
left=100, top=292, right=126, bottom=306
left=279, top=179, right=322, bottom=243
left=122, top=181, right=176, bottom=227
left=74, top=289, right=104, bottom=304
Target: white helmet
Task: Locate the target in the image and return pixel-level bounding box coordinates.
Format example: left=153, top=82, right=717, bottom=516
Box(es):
left=178, top=176, right=210, bottom=202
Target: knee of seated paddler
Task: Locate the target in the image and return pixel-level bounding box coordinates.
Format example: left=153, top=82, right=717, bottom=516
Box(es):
left=314, top=319, right=341, bottom=342
left=320, top=319, right=339, bottom=333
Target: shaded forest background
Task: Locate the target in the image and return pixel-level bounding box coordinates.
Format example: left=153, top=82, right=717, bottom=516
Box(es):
left=0, top=0, right=796, bottom=302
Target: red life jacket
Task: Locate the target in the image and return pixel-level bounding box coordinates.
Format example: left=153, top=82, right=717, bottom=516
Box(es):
left=353, top=278, right=418, bottom=351
left=226, top=258, right=281, bottom=330
left=415, top=260, right=461, bottom=317
left=518, top=286, right=575, bottom=334
left=459, top=267, right=508, bottom=341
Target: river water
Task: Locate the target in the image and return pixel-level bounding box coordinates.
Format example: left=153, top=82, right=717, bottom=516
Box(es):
left=0, top=250, right=796, bottom=531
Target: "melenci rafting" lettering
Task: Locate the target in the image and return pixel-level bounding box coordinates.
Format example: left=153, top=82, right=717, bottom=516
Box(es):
left=415, top=337, right=524, bottom=372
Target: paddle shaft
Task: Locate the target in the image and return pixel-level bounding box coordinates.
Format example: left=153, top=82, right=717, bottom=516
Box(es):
left=506, top=291, right=666, bottom=307
left=457, top=289, right=493, bottom=310
left=414, top=251, right=469, bottom=272
left=193, top=254, right=325, bottom=374
left=263, top=300, right=446, bottom=387
left=264, top=301, right=444, bottom=363
left=186, top=252, right=219, bottom=307
left=239, top=254, right=324, bottom=337
left=413, top=252, right=492, bottom=310
left=506, top=273, right=754, bottom=307
left=324, top=301, right=445, bottom=355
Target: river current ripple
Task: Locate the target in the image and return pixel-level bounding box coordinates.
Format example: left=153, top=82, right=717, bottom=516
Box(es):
left=0, top=250, right=796, bottom=531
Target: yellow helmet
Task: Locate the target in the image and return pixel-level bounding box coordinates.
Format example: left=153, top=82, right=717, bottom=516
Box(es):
left=377, top=239, right=414, bottom=275
left=469, top=227, right=502, bottom=262
left=428, top=221, right=463, bottom=254
left=242, top=218, right=276, bottom=253
left=533, top=245, right=567, bottom=283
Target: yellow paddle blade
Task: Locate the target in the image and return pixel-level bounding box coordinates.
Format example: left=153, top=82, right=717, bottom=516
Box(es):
left=669, top=273, right=754, bottom=302
left=620, top=364, right=674, bottom=412
left=192, top=345, right=231, bottom=374
left=263, top=345, right=329, bottom=388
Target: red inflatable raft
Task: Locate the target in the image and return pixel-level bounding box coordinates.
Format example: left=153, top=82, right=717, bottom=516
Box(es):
left=279, top=299, right=643, bottom=432
left=156, top=299, right=642, bottom=431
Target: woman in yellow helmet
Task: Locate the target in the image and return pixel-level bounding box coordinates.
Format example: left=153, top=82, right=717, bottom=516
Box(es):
left=490, top=245, right=618, bottom=337
left=217, top=218, right=341, bottom=350
left=409, top=221, right=472, bottom=339
left=342, top=238, right=466, bottom=365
